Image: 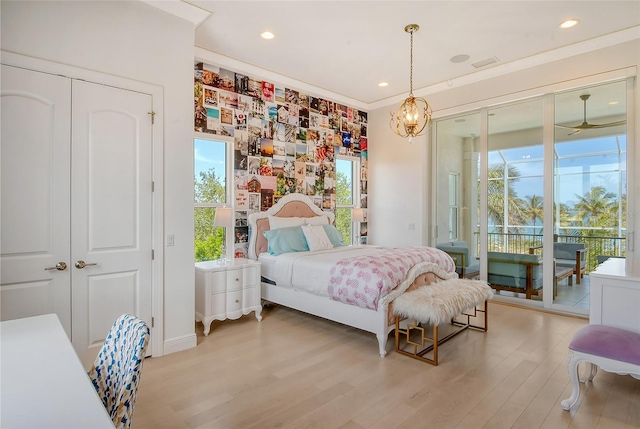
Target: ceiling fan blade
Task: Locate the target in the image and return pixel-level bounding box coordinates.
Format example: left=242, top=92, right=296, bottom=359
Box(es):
left=583, top=120, right=627, bottom=129
left=555, top=123, right=582, bottom=130
left=567, top=128, right=582, bottom=136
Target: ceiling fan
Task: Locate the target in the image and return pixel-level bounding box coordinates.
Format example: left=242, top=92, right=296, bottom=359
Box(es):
left=555, top=94, right=626, bottom=135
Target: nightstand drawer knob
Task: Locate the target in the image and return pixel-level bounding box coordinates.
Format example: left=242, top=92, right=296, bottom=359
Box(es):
left=235, top=278, right=239, bottom=281
left=235, top=299, right=239, bottom=303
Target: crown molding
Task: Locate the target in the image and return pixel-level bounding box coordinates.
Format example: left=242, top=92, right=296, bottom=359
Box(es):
left=140, top=0, right=210, bottom=26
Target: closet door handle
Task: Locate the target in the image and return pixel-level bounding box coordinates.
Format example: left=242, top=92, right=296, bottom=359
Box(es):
left=45, top=262, right=67, bottom=271
left=75, top=260, right=98, bottom=269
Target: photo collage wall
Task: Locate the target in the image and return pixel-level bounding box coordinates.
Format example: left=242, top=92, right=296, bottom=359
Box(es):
left=194, top=61, right=368, bottom=257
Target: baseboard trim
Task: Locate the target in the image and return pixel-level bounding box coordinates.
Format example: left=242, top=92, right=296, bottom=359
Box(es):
left=163, top=333, right=197, bottom=355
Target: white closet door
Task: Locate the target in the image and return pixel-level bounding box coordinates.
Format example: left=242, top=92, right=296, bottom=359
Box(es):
left=71, top=80, right=154, bottom=367
left=0, top=65, right=72, bottom=336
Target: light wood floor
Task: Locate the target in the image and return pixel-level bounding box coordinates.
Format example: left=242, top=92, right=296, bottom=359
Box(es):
left=133, top=302, right=640, bottom=429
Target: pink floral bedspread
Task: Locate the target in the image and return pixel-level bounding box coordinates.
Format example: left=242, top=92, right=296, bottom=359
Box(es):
left=327, top=246, right=456, bottom=310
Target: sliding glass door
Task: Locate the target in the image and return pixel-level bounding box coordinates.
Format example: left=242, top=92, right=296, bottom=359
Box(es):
left=434, top=78, right=629, bottom=314
left=553, top=80, right=627, bottom=309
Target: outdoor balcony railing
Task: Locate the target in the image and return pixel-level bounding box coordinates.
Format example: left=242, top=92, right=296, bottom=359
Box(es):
left=472, top=232, right=625, bottom=274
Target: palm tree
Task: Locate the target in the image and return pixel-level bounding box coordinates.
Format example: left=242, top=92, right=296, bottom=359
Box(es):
left=573, top=186, right=617, bottom=229
left=486, top=164, right=525, bottom=233
left=522, top=194, right=544, bottom=234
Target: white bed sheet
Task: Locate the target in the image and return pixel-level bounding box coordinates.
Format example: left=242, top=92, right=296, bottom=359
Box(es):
left=263, top=245, right=383, bottom=298
left=257, top=253, right=278, bottom=282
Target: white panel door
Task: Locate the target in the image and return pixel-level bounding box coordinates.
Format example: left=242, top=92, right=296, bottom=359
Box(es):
left=0, top=65, right=72, bottom=336
left=71, top=80, right=153, bottom=367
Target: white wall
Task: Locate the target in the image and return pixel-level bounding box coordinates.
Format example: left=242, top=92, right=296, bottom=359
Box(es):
left=368, top=39, right=640, bottom=272
left=1, top=1, right=197, bottom=352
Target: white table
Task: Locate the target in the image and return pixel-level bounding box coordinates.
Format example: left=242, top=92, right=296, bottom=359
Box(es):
left=590, top=258, right=640, bottom=333
left=1, top=314, right=114, bottom=428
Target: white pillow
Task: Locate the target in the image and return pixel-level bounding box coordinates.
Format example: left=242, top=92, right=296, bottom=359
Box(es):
left=269, top=216, right=305, bottom=230
left=304, top=216, right=329, bottom=226
left=301, top=224, right=333, bottom=251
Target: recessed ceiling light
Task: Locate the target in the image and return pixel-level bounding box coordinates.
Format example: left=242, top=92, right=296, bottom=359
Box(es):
left=560, top=19, right=579, bottom=29
left=450, top=54, right=470, bottom=63
left=260, top=31, right=275, bottom=40
left=378, top=82, right=388, bottom=87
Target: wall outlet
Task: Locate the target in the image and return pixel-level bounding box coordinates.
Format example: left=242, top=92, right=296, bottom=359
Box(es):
left=166, top=234, right=175, bottom=246
left=408, top=223, right=415, bottom=231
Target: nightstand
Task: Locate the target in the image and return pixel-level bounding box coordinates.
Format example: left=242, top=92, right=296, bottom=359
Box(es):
left=195, top=258, right=262, bottom=336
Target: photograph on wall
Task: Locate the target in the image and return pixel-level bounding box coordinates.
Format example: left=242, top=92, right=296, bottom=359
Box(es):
left=248, top=193, right=260, bottom=211
left=341, top=132, right=351, bottom=149
left=299, top=93, right=309, bottom=109
left=234, top=243, right=248, bottom=259
left=259, top=157, right=273, bottom=176
left=262, top=81, right=274, bottom=102
left=235, top=73, right=249, bottom=95
left=287, top=103, right=299, bottom=126
left=234, top=149, right=247, bottom=170
left=247, top=175, right=261, bottom=193
left=273, top=140, right=286, bottom=156
left=285, top=88, right=300, bottom=104
left=267, top=103, right=278, bottom=122
left=284, top=157, right=295, bottom=177
left=204, top=87, right=219, bottom=108
left=237, top=94, right=252, bottom=111
left=272, top=156, right=285, bottom=178
left=218, top=68, right=236, bottom=91
left=235, top=111, right=247, bottom=129
left=220, top=125, right=234, bottom=137
left=309, top=96, right=320, bottom=113
left=235, top=210, right=248, bottom=227
left=220, top=106, right=234, bottom=125
left=275, top=86, right=285, bottom=103
left=202, top=65, right=220, bottom=87
left=234, top=226, right=248, bottom=243
left=259, top=138, right=274, bottom=157
left=235, top=170, right=247, bottom=190
left=261, top=189, right=274, bottom=210
left=285, top=142, right=297, bottom=158
left=218, top=90, right=238, bottom=109
left=277, top=104, right=289, bottom=124
left=206, top=108, right=220, bottom=132
left=247, top=156, right=260, bottom=175
left=360, top=136, right=368, bottom=152
left=248, top=77, right=262, bottom=98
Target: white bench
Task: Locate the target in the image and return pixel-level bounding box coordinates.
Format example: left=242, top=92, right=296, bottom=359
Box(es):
left=393, top=278, right=493, bottom=365
left=561, top=324, right=640, bottom=411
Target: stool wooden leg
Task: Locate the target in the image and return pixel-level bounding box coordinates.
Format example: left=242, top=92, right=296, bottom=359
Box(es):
left=561, top=350, right=581, bottom=411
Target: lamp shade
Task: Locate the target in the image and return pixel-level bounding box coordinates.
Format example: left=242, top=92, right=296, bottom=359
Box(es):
left=213, top=206, right=233, bottom=228
left=352, top=208, right=365, bottom=223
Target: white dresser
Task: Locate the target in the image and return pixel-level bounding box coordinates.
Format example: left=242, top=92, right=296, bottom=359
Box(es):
left=195, top=258, right=262, bottom=336
left=589, top=258, right=640, bottom=333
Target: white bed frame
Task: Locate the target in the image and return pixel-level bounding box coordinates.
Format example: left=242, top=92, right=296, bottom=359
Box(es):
left=248, top=193, right=394, bottom=357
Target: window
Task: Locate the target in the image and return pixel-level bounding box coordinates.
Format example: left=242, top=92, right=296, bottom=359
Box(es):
left=448, top=173, right=460, bottom=240
left=336, top=157, right=360, bottom=245
left=194, top=138, right=228, bottom=262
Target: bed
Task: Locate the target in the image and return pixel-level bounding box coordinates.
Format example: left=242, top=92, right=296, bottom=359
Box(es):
left=247, top=193, right=457, bottom=356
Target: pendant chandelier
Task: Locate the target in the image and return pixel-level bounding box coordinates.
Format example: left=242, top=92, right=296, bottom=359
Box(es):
left=390, top=24, right=432, bottom=143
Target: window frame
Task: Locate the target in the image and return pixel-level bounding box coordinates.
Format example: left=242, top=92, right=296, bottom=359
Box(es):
left=336, top=155, right=361, bottom=245
left=194, top=133, right=233, bottom=262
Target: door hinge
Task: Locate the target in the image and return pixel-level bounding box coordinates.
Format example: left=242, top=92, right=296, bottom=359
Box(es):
left=152, top=317, right=155, bottom=328
left=148, top=111, right=156, bottom=124
left=152, top=181, right=155, bottom=192
left=152, top=249, right=155, bottom=260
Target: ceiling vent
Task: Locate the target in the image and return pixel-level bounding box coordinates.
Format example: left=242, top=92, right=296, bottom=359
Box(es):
left=472, top=57, right=499, bottom=68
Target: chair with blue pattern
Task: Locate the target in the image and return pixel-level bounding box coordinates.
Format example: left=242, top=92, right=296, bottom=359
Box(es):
left=88, top=314, right=150, bottom=429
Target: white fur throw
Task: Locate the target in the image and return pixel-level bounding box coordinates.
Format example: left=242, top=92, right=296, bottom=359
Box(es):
left=393, top=279, right=493, bottom=326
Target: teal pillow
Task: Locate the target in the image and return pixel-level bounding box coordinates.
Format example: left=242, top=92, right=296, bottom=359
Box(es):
left=263, top=226, right=309, bottom=256
left=322, top=224, right=344, bottom=247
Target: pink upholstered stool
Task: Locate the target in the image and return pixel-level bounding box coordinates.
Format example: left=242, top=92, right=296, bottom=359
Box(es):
left=561, top=324, right=640, bottom=411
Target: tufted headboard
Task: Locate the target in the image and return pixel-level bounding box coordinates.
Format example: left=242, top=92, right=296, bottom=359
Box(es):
left=247, top=193, right=335, bottom=259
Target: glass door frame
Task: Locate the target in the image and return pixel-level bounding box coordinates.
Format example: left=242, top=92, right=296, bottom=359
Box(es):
left=430, top=71, right=635, bottom=315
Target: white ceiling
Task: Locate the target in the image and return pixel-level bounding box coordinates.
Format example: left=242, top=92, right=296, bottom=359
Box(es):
left=179, top=0, right=640, bottom=109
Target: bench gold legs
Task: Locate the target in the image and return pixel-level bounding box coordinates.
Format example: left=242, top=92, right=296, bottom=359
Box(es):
left=394, top=301, right=488, bottom=366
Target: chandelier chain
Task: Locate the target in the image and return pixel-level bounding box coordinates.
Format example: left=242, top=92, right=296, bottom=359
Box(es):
left=409, top=30, right=413, bottom=96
